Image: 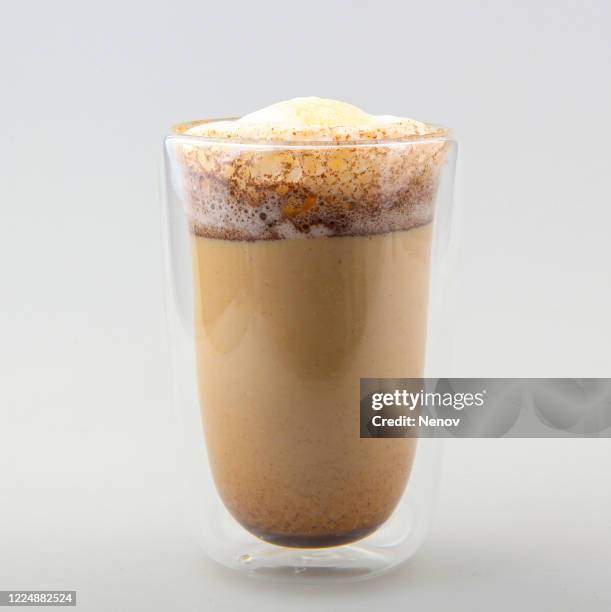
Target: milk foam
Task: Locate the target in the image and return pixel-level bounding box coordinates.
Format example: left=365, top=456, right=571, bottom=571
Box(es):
left=184, top=97, right=446, bottom=143
left=173, top=97, right=451, bottom=240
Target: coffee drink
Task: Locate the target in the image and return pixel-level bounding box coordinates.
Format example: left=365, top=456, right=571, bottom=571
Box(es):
left=172, top=98, right=450, bottom=547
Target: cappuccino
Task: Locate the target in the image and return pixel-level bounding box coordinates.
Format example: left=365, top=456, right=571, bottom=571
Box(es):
left=173, top=97, right=450, bottom=547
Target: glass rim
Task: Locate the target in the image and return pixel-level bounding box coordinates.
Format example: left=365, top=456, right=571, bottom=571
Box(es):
left=168, top=117, right=454, bottom=149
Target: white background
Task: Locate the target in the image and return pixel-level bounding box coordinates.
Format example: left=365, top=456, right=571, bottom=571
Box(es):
left=1, top=1, right=610, bottom=610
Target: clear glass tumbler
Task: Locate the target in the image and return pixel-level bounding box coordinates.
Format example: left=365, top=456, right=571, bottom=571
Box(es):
left=162, top=119, right=457, bottom=582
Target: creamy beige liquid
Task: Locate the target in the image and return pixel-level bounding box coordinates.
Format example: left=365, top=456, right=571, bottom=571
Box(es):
left=192, top=223, right=433, bottom=547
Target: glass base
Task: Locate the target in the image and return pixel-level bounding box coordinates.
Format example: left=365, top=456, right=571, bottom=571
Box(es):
left=231, top=541, right=408, bottom=583
left=193, top=485, right=434, bottom=583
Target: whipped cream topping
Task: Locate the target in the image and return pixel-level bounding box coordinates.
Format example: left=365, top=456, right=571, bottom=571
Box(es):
left=183, top=97, right=447, bottom=143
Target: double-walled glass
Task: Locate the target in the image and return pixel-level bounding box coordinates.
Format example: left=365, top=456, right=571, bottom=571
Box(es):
left=163, top=121, right=457, bottom=581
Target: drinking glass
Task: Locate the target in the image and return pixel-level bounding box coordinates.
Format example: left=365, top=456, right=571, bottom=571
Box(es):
left=162, top=120, right=457, bottom=582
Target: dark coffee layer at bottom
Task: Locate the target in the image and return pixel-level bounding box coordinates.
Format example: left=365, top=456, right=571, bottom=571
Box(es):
left=246, top=523, right=380, bottom=549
